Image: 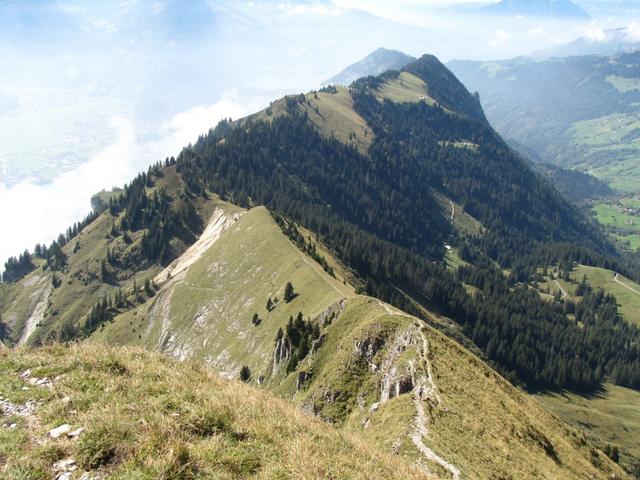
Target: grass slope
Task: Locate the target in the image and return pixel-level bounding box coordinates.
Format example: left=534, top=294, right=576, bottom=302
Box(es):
left=95, top=205, right=628, bottom=479
left=536, top=384, right=640, bottom=474
left=286, top=296, right=628, bottom=480
left=0, top=167, right=229, bottom=346
left=95, top=206, right=350, bottom=380
left=0, top=344, right=428, bottom=479
left=238, top=86, right=373, bottom=153
left=591, top=199, right=640, bottom=252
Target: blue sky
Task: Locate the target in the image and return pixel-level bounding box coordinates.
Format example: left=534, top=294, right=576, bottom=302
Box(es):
left=1, top=0, right=638, bottom=266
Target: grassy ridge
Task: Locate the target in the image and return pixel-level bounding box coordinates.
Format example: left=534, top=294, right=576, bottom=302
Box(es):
left=0, top=344, right=428, bottom=479
left=93, top=204, right=629, bottom=479
left=95, top=206, right=350, bottom=380
left=282, top=296, right=628, bottom=480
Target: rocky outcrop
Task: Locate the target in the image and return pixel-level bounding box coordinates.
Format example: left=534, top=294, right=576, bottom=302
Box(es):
left=272, top=336, right=291, bottom=376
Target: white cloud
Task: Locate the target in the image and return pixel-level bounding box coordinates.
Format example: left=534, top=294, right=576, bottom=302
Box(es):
left=583, top=25, right=607, bottom=42
left=489, top=30, right=510, bottom=47
left=284, top=4, right=344, bottom=16
left=0, top=117, right=136, bottom=268
left=626, top=21, right=640, bottom=42
left=0, top=94, right=265, bottom=269
left=162, top=97, right=255, bottom=151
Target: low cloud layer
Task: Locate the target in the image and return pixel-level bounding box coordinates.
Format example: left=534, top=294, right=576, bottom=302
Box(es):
left=0, top=94, right=263, bottom=270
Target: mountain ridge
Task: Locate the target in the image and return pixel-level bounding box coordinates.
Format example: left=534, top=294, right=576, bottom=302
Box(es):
left=1, top=51, right=638, bottom=478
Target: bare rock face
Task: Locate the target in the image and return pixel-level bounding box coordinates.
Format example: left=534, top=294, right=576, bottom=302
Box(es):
left=315, top=298, right=347, bottom=327
left=272, top=336, right=291, bottom=376
left=353, top=334, right=385, bottom=366
left=310, top=334, right=326, bottom=354
left=49, top=424, right=72, bottom=439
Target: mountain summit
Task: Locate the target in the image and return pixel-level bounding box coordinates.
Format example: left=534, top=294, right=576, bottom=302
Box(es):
left=323, top=47, right=416, bottom=86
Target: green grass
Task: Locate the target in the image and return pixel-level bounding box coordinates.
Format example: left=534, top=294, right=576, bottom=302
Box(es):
left=592, top=203, right=639, bottom=232
left=238, top=87, right=373, bottom=154
left=0, top=344, right=427, bottom=479
left=374, top=71, right=435, bottom=105
left=96, top=206, right=350, bottom=381
left=444, top=248, right=468, bottom=270
left=286, top=296, right=626, bottom=480
left=94, top=204, right=628, bottom=479
left=572, top=265, right=640, bottom=326
left=432, top=190, right=484, bottom=237
left=612, top=233, right=640, bottom=250
left=590, top=199, right=640, bottom=252
left=302, top=87, right=373, bottom=154
left=606, top=75, right=640, bottom=93
left=591, top=157, right=640, bottom=194
left=569, top=112, right=640, bottom=193
left=535, top=383, right=640, bottom=473
left=537, top=265, right=640, bottom=326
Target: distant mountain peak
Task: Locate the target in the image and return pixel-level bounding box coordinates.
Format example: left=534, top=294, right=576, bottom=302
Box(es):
left=481, top=0, right=590, bottom=19
left=531, top=26, right=640, bottom=58
left=323, top=47, right=416, bottom=86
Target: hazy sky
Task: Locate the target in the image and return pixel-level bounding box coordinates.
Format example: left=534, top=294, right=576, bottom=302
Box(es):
left=0, top=0, right=638, bottom=268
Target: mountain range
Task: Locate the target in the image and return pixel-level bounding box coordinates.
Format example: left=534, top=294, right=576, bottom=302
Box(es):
left=1, top=53, right=639, bottom=478
left=481, top=0, right=590, bottom=19
left=532, top=27, right=640, bottom=57
left=448, top=50, right=640, bottom=195
left=450, top=0, right=591, bottom=19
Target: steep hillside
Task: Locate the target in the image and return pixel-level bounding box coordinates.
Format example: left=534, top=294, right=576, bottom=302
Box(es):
left=94, top=206, right=350, bottom=377
left=0, top=344, right=428, bottom=479
left=323, top=47, right=416, bottom=86
left=448, top=51, right=640, bottom=194
left=4, top=53, right=638, bottom=396
left=536, top=263, right=640, bottom=326
left=536, top=383, right=640, bottom=475
left=92, top=203, right=627, bottom=479
left=0, top=166, right=216, bottom=346
left=1, top=50, right=638, bottom=478
left=449, top=51, right=640, bottom=253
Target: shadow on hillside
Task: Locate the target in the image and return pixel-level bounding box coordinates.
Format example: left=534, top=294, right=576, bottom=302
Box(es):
left=536, top=383, right=610, bottom=400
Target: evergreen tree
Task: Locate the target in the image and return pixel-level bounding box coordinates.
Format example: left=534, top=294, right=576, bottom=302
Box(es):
left=284, top=282, right=296, bottom=303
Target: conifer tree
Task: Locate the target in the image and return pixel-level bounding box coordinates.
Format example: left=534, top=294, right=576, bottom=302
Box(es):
left=284, top=282, right=295, bottom=303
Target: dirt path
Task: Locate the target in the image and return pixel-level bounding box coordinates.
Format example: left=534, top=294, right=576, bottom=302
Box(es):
left=377, top=300, right=413, bottom=319
left=410, top=325, right=461, bottom=480
left=614, top=273, right=640, bottom=295
left=376, top=300, right=461, bottom=479
left=553, top=279, right=568, bottom=300
left=449, top=199, right=455, bottom=223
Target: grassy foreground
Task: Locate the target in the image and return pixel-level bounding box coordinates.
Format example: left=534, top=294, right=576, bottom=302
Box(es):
left=0, top=344, right=429, bottom=480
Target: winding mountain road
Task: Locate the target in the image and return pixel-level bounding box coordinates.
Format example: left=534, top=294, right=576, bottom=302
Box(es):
left=551, top=271, right=568, bottom=300
left=554, top=279, right=568, bottom=300
left=614, top=273, right=640, bottom=295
